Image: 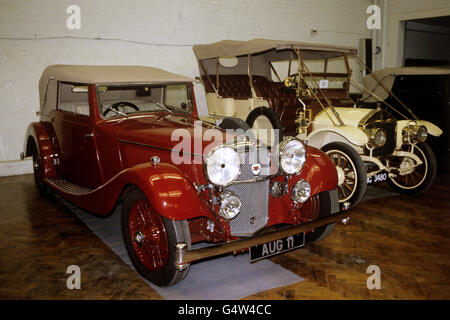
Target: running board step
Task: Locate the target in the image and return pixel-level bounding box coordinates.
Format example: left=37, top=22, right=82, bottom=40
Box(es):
left=46, top=178, right=93, bottom=196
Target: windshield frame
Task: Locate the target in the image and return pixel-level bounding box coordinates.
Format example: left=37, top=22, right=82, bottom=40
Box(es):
left=95, top=82, right=194, bottom=120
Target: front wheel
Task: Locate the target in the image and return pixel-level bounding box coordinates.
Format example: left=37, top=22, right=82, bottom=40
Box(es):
left=387, top=143, right=437, bottom=195
left=322, top=142, right=367, bottom=208
left=305, top=189, right=339, bottom=244
left=121, top=186, right=191, bottom=287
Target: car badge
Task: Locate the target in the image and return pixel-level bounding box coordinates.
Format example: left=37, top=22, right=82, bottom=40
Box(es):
left=251, top=163, right=261, bottom=176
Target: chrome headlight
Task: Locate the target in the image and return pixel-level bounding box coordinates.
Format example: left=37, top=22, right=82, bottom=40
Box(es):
left=365, top=128, right=386, bottom=148
left=279, top=138, right=306, bottom=175
left=402, top=124, right=427, bottom=144
left=417, top=125, right=428, bottom=143
left=204, top=145, right=240, bottom=187
left=291, top=179, right=311, bottom=203
left=219, top=191, right=241, bottom=219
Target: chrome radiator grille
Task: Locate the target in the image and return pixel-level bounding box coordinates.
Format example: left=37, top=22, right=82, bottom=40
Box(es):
left=226, top=147, right=271, bottom=237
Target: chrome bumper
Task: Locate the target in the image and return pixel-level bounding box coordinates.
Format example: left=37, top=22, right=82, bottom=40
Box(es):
left=175, top=203, right=351, bottom=270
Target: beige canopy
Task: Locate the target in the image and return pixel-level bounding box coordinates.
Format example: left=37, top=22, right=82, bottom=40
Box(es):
left=39, top=64, right=192, bottom=111
left=193, top=38, right=357, bottom=61
left=362, top=66, right=450, bottom=102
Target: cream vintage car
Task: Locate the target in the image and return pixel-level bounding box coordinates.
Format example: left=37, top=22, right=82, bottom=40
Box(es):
left=193, top=39, right=443, bottom=207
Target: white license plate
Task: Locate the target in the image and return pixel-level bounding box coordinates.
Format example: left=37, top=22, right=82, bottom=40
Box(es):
left=249, top=233, right=305, bottom=262
left=367, top=171, right=388, bottom=184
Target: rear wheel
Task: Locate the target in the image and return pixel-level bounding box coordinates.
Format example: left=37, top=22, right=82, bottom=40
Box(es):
left=31, top=146, right=51, bottom=196
left=387, top=143, right=437, bottom=195
left=121, top=186, right=191, bottom=287
left=322, top=142, right=367, bottom=208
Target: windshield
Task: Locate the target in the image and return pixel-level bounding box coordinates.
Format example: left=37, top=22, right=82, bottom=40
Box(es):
left=97, top=83, right=192, bottom=119
left=271, top=54, right=349, bottom=89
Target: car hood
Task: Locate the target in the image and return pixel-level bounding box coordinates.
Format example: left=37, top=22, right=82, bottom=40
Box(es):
left=314, top=107, right=374, bottom=128
left=110, top=114, right=233, bottom=153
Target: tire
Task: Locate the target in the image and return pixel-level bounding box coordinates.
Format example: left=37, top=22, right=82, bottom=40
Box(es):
left=219, top=117, right=256, bottom=140
left=322, top=142, right=367, bottom=208
left=387, top=143, right=437, bottom=195
left=305, top=189, right=338, bottom=244
left=31, top=144, right=51, bottom=197
left=246, top=106, right=283, bottom=146
left=121, top=186, right=191, bottom=287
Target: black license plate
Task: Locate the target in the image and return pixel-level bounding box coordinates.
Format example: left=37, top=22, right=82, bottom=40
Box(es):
left=367, top=171, right=388, bottom=185
left=249, top=233, right=305, bottom=262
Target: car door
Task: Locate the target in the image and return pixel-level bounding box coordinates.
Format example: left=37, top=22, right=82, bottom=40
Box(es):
left=49, top=82, right=103, bottom=189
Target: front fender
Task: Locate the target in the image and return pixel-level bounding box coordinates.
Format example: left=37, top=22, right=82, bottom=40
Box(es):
left=125, top=163, right=213, bottom=221
left=47, top=162, right=214, bottom=221
left=306, top=126, right=368, bottom=149
left=395, top=120, right=443, bottom=148
left=296, top=146, right=338, bottom=196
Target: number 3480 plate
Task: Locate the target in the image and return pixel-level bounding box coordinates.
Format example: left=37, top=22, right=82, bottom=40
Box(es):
left=249, top=233, right=305, bottom=262
left=367, top=171, right=388, bottom=184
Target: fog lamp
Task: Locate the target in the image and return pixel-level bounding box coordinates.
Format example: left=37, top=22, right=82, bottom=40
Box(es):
left=291, top=179, right=311, bottom=204
left=270, top=181, right=286, bottom=198
left=219, top=191, right=241, bottom=220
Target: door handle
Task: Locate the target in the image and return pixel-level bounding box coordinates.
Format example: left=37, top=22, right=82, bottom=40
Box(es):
left=84, top=133, right=94, bottom=138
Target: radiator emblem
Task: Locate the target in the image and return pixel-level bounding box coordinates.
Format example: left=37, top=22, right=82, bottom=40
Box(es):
left=251, top=163, right=261, bottom=176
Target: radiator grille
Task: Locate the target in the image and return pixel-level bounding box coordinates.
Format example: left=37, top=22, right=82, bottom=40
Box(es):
left=226, top=147, right=271, bottom=237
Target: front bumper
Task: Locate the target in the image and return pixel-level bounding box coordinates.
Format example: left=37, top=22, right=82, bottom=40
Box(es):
left=175, top=204, right=351, bottom=270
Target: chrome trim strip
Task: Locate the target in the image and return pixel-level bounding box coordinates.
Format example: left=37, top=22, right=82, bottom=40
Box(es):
left=118, top=139, right=203, bottom=158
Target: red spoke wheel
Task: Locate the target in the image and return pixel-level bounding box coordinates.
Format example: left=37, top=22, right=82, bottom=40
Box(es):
left=128, top=199, right=168, bottom=272
left=121, top=186, right=191, bottom=287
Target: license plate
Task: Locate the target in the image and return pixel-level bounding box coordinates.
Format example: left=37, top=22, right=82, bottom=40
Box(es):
left=249, top=233, right=305, bottom=262
left=367, top=171, right=388, bottom=185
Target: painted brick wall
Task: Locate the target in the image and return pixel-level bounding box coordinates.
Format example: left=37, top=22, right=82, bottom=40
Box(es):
left=0, top=0, right=374, bottom=175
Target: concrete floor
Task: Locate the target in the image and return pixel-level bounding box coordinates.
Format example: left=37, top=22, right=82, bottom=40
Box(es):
left=0, top=173, right=449, bottom=299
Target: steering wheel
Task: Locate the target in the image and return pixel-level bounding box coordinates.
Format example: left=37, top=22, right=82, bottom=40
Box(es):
left=103, top=101, right=140, bottom=116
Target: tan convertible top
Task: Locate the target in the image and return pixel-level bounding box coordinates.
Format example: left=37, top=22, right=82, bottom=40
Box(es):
left=39, top=64, right=192, bottom=111
left=362, top=66, right=450, bottom=101
left=193, top=38, right=357, bottom=60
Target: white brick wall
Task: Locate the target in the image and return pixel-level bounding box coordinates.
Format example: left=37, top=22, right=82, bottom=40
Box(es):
left=1, top=0, right=375, bottom=175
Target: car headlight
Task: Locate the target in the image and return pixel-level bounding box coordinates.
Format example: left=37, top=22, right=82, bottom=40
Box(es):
left=417, top=125, right=428, bottom=143
left=204, top=145, right=240, bottom=187
left=291, top=179, right=311, bottom=203
left=365, top=128, right=386, bottom=148
left=219, top=191, right=241, bottom=219
left=279, top=138, right=306, bottom=175
left=402, top=124, right=427, bottom=144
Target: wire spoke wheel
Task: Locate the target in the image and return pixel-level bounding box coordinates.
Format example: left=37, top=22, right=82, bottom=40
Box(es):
left=326, top=149, right=358, bottom=202
left=321, top=142, right=367, bottom=208
left=128, top=199, right=168, bottom=272
left=121, top=186, right=191, bottom=287
left=388, top=143, right=434, bottom=192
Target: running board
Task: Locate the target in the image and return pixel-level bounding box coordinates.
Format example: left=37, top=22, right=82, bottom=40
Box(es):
left=45, top=178, right=93, bottom=196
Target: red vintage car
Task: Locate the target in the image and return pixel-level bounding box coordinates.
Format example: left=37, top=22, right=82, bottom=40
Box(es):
left=22, top=65, right=350, bottom=287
